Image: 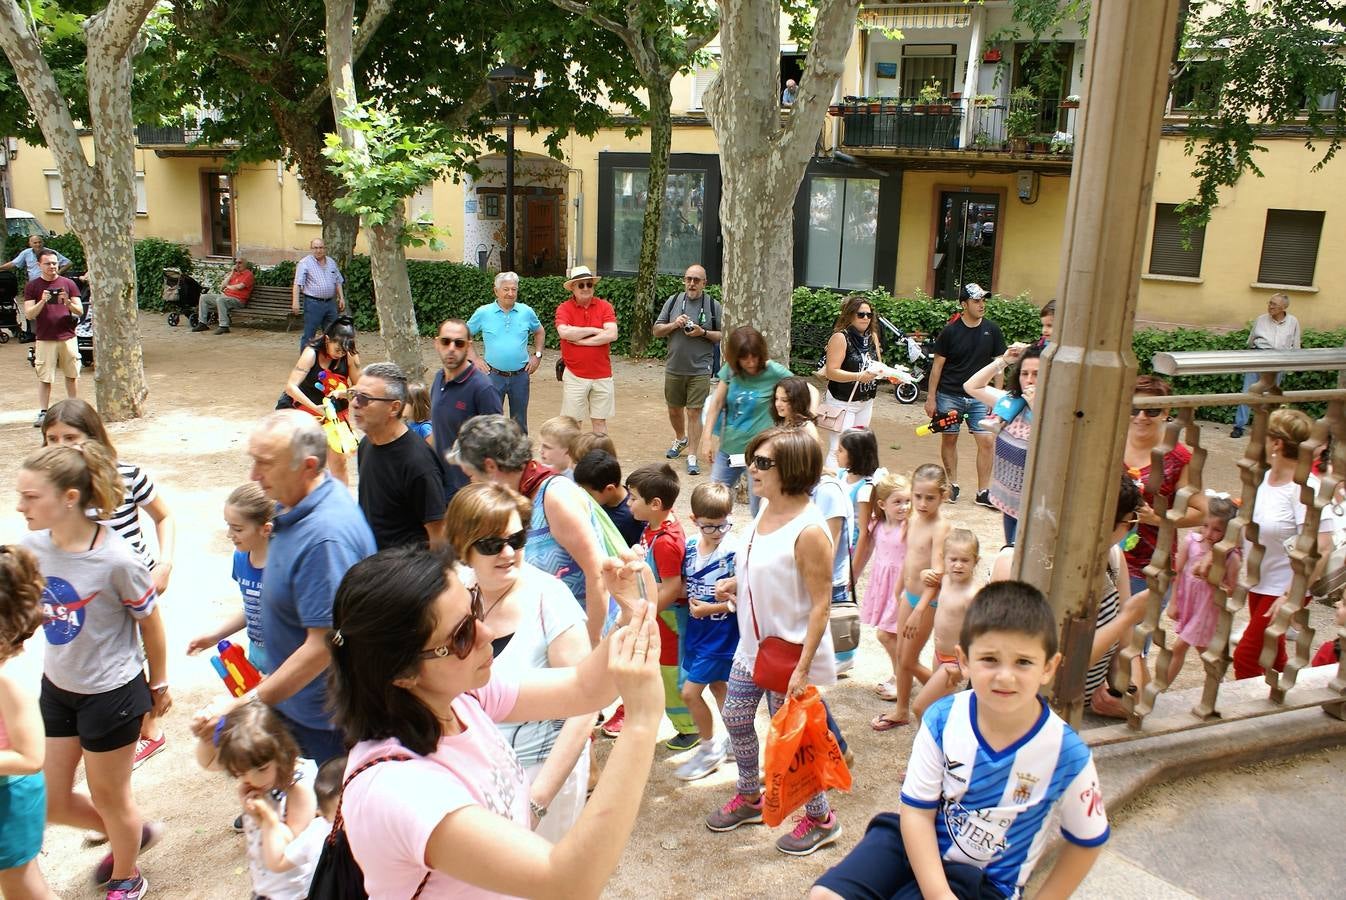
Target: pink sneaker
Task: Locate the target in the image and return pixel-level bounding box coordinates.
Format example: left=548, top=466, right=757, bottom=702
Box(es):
left=601, top=704, right=625, bottom=738
left=775, top=812, right=842, bottom=856
left=705, top=793, right=764, bottom=832
left=132, top=734, right=165, bottom=770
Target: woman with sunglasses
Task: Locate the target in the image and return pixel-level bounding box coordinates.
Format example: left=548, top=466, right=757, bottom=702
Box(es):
left=328, top=543, right=663, bottom=897
left=1122, top=375, right=1207, bottom=597
left=964, top=342, right=1042, bottom=545
left=819, top=295, right=883, bottom=469
left=443, top=482, right=594, bottom=842
left=705, top=427, right=843, bottom=856
left=280, top=317, right=360, bottom=485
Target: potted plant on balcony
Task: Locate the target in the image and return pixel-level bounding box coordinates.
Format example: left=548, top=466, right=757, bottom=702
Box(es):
left=1006, top=87, right=1037, bottom=154
left=973, top=93, right=997, bottom=107
left=1050, top=132, right=1074, bottom=155
left=916, top=79, right=942, bottom=113
left=1029, top=133, right=1051, bottom=153
left=1059, top=94, right=1081, bottom=109
left=982, top=47, right=1002, bottom=63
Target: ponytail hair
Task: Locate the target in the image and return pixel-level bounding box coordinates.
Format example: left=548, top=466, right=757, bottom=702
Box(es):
left=226, top=482, right=274, bottom=527
left=21, top=441, right=123, bottom=519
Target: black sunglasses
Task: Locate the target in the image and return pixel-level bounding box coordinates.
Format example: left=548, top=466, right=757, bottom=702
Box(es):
left=574, top=281, right=595, bottom=289
left=472, top=528, right=527, bottom=556
left=854, top=310, right=873, bottom=319
left=437, top=337, right=469, bottom=348
left=1130, top=407, right=1164, bottom=418
left=418, top=585, right=483, bottom=660
left=349, top=392, right=397, bottom=408
left=750, top=454, right=777, bottom=471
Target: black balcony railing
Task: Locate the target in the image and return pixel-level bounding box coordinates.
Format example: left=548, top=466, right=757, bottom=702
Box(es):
left=835, top=96, right=1078, bottom=157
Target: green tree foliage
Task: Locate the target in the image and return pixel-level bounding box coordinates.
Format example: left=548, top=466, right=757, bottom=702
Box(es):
left=1176, top=0, right=1346, bottom=229
left=546, top=0, right=718, bottom=354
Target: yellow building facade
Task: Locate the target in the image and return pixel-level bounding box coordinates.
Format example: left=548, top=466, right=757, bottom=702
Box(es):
left=1, top=4, right=1340, bottom=331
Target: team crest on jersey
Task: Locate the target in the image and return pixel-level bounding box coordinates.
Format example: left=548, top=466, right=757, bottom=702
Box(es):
left=1011, top=772, right=1040, bottom=805
left=41, top=577, right=98, bottom=645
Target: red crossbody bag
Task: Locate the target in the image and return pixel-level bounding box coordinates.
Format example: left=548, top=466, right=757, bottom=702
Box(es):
left=743, top=529, right=805, bottom=693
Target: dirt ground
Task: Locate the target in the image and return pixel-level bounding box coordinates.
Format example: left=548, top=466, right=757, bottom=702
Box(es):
left=0, top=317, right=1331, bottom=898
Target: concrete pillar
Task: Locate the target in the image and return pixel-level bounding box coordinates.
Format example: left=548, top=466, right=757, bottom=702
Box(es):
left=959, top=6, right=984, bottom=149
left=1010, top=0, right=1183, bottom=727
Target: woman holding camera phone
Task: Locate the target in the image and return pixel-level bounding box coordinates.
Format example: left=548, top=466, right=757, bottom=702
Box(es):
left=22, top=249, right=84, bottom=428
left=281, top=316, right=360, bottom=485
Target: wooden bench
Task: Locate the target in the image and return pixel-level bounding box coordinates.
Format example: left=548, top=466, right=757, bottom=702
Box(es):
left=225, top=285, right=299, bottom=330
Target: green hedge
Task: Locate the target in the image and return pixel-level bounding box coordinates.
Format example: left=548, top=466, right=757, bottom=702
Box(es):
left=3, top=233, right=192, bottom=310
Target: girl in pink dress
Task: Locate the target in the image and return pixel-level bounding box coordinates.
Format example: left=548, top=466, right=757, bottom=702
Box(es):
left=1166, top=496, right=1240, bottom=684
left=860, top=473, right=910, bottom=701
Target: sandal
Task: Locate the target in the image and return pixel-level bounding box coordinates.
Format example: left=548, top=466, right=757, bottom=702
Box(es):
left=873, top=679, right=898, bottom=701
left=870, top=714, right=908, bottom=732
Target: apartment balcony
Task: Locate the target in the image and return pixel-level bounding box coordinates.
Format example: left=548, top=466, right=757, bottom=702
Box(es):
left=135, top=124, right=237, bottom=157
left=832, top=97, right=1078, bottom=169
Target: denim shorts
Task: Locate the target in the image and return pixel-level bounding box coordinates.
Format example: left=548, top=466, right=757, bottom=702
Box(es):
left=935, top=391, right=991, bottom=434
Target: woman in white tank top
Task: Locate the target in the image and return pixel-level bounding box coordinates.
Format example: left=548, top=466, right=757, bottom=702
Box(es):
left=705, top=427, right=844, bottom=856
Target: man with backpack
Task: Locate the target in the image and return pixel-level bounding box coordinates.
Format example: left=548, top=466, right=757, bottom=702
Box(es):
left=652, top=264, right=722, bottom=476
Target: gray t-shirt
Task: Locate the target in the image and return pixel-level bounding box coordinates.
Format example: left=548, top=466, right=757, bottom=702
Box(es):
left=656, top=291, right=721, bottom=376
left=23, top=527, right=156, bottom=694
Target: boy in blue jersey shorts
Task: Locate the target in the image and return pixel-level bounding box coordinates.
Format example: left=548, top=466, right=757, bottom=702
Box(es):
left=812, top=581, right=1108, bottom=900
left=674, top=482, right=739, bottom=781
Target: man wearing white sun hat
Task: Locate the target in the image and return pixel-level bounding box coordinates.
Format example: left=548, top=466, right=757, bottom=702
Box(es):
left=554, top=265, right=619, bottom=434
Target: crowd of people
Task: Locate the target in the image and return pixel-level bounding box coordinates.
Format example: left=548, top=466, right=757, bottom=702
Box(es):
left=0, top=263, right=1339, bottom=900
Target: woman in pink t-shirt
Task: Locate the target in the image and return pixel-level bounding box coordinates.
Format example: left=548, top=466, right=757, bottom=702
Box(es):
left=327, top=543, right=663, bottom=899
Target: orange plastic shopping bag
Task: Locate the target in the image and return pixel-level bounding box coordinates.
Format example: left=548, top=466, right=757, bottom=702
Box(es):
left=762, top=687, right=852, bottom=826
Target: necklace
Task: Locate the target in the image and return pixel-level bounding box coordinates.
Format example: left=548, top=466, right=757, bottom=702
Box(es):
left=479, top=580, right=516, bottom=620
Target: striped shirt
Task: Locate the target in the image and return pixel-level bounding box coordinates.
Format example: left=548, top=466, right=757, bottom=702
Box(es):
left=293, top=254, right=344, bottom=299
left=94, top=462, right=158, bottom=571
left=1083, top=553, right=1122, bottom=698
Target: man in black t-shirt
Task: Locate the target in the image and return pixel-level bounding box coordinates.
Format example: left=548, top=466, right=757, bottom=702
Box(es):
left=350, top=362, right=449, bottom=549
left=924, top=284, right=1006, bottom=505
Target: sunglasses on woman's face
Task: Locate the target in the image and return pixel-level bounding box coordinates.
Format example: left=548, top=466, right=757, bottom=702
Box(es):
left=418, top=586, right=484, bottom=660
left=749, top=455, right=777, bottom=471
left=437, top=337, right=469, bottom=348
left=472, top=528, right=527, bottom=556
left=1130, top=407, right=1164, bottom=418
left=854, top=310, right=873, bottom=319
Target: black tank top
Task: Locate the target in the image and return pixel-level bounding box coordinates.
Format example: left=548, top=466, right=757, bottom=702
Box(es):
left=828, top=328, right=878, bottom=402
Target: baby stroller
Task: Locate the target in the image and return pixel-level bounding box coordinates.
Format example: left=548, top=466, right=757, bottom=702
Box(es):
left=76, top=288, right=94, bottom=367
left=162, top=268, right=204, bottom=328
left=877, top=315, right=936, bottom=404
left=0, top=296, right=18, bottom=343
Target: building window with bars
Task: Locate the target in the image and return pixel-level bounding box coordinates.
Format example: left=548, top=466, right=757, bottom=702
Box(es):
left=1147, top=204, right=1205, bottom=278
left=1257, top=209, right=1324, bottom=287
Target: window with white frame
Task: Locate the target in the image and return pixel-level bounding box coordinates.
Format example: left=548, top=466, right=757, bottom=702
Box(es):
left=135, top=172, right=148, bottom=215
left=689, top=56, right=719, bottom=111
left=44, top=170, right=63, bottom=211
left=408, top=183, right=433, bottom=223
left=298, top=181, right=320, bottom=224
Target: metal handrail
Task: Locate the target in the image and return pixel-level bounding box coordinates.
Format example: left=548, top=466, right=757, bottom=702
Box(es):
left=1152, top=348, right=1346, bottom=376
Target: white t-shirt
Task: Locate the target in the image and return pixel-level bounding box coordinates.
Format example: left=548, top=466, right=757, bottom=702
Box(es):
left=343, top=677, right=526, bottom=900
left=486, top=564, right=586, bottom=766
left=243, top=758, right=319, bottom=900
left=1248, top=474, right=1336, bottom=595
left=735, top=502, right=837, bottom=686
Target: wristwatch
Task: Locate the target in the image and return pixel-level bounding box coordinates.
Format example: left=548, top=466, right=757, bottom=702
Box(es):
left=533, top=351, right=542, bottom=359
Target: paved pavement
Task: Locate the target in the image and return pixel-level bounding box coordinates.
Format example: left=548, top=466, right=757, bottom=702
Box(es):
left=1077, top=745, right=1345, bottom=899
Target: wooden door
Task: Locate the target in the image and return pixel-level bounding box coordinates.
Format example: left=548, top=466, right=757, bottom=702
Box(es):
left=524, top=195, right=559, bottom=275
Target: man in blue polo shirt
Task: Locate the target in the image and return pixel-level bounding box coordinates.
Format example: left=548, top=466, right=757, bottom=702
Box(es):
left=432, top=318, right=503, bottom=500
left=245, top=410, right=375, bottom=763
left=467, top=271, right=545, bottom=432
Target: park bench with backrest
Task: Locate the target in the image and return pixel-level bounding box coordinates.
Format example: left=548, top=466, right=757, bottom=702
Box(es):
left=225, top=284, right=299, bottom=331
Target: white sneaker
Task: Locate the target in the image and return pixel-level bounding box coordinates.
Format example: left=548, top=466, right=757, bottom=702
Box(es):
left=674, top=739, right=725, bottom=781
left=835, top=655, right=855, bottom=676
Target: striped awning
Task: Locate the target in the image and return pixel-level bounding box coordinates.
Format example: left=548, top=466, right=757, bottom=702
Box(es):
left=860, top=4, right=973, bottom=31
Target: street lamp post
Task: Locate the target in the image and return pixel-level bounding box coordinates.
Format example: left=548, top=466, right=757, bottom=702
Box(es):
left=487, top=64, right=531, bottom=274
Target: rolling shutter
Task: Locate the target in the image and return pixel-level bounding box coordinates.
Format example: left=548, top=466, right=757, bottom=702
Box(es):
left=1148, top=203, right=1205, bottom=278
left=1257, top=209, right=1324, bottom=286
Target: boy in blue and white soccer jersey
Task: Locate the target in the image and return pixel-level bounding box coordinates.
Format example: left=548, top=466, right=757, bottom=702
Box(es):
left=673, top=482, right=739, bottom=782
left=813, top=581, right=1108, bottom=900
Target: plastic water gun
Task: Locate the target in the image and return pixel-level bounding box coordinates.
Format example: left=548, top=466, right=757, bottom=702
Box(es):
left=321, top=397, right=359, bottom=455
left=316, top=370, right=351, bottom=414
left=917, top=409, right=963, bottom=436
left=211, top=639, right=263, bottom=697
left=979, top=394, right=1028, bottom=431
left=866, top=361, right=915, bottom=385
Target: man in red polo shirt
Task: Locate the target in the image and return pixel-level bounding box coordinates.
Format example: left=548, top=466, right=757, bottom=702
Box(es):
left=555, top=265, right=618, bottom=434
left=193, top=256, right=255, bottom=335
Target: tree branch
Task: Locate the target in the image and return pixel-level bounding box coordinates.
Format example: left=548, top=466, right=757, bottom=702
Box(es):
left=301, top=0, right=396, bottom=113
left=780, top=0, right=860, bottom=164
left=84, top=0, right=158, bottom=60
left=548, top=0, right=630, bottom=39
